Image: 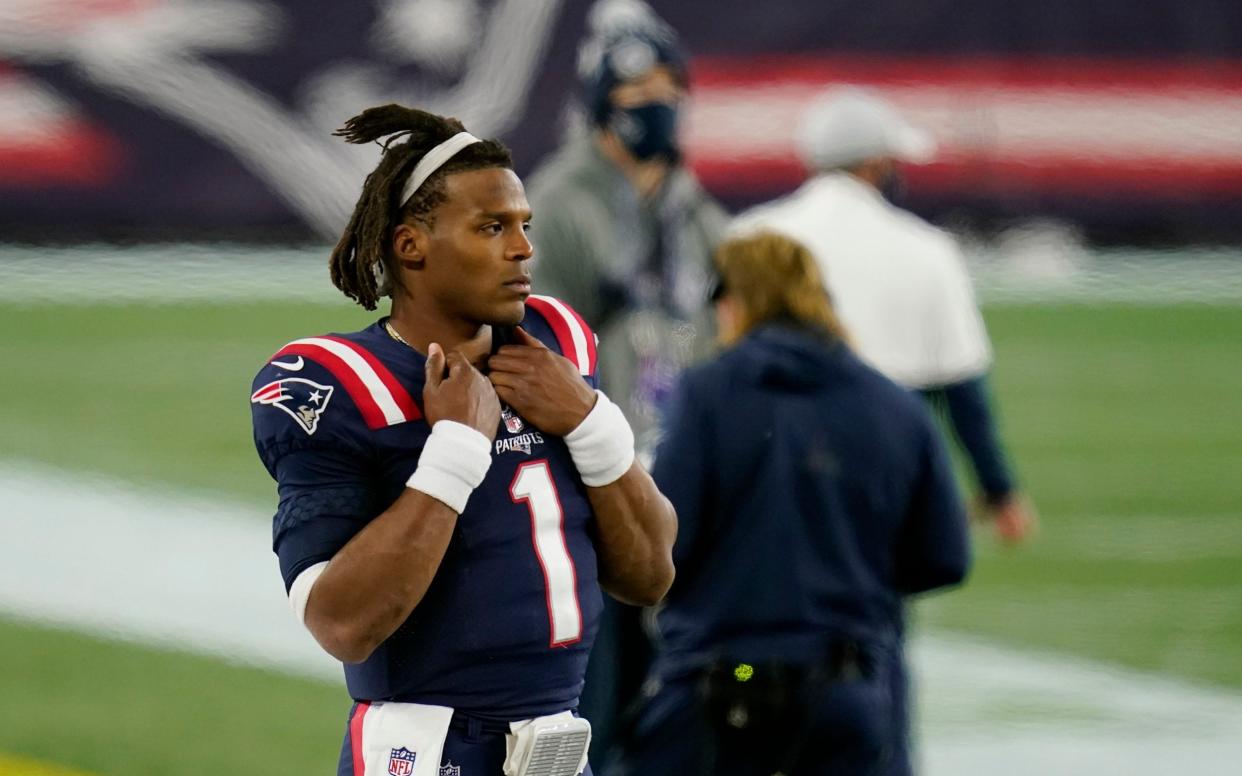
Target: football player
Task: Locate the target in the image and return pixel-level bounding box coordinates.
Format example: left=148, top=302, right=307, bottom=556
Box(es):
left=250, top=104, right=676, bottom=776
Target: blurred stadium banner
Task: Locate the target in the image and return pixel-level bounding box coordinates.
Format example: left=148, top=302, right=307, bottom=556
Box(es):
left=0, top=64, right=121, bottom=186
left=2, top=0, right=1241, bottom=241
left=684, top=56, right=1242, bottom=199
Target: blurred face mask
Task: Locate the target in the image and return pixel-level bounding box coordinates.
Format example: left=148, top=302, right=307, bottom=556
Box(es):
left=608, top=102, right=680, bottom=161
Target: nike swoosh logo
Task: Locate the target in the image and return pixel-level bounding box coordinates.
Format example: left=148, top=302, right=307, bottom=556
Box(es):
left=271, top=357, right=304, bottom=371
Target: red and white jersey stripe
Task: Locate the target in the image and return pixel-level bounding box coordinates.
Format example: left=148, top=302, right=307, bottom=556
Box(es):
left=270, top=336, right=421, bottom=430
left=350, top=702, right=369, bottom=775
left=526, top=295, right=598, bottom=377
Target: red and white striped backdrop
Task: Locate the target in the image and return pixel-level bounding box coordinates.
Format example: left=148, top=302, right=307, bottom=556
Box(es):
left=682, top=56, right=1242, bottom=198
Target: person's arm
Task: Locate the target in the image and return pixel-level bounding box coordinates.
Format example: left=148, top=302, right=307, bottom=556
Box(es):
left=304, top=346, right=501, bottom=663
left=304, top=488, right=461, bottom=663
left=488, top=327, right=676, bottom=606
left=918, top=238, right=1036, bottom=542
left=650, top=369, right=713, bottom=573
left=922, top=375, right=1036, bottom=542
left=922, top=375, right=1014, bottom=503
left=580, top=461, right=678, bottom=606
left=894, top=413, right=972, bottom=595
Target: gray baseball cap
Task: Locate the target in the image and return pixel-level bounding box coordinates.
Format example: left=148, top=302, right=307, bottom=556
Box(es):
left=798, top=87, right=936, bottom=169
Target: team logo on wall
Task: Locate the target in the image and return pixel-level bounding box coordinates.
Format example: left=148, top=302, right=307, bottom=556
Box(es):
left=501, top=405, right=525, bottom=434
left=0, top=1, right=565, bottom=237
left=387, top=747, right=417, bottom=776
left=250, top=377, right=334, bottom=435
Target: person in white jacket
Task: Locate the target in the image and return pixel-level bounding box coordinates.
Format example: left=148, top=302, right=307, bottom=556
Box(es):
left=734, top=86, right=1034, bottom=540
left=733, top=87, right=1036, bottom=775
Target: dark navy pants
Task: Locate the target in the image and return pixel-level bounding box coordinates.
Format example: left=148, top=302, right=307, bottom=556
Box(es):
left=606, top=664, right=894, bottom=776
left=886, top=648, right=913, bottom=776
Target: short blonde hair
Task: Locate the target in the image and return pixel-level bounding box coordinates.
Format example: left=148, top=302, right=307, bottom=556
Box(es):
left=714, top=231, right=845, bottom=345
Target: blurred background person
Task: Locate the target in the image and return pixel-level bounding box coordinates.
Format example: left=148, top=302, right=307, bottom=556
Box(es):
left=527, top=0, right=727, bottom=457
left=610, top=231, right=970, bottom=776
left=525, top=0, right=728, bottom=760
left=732, top=90, right=1036, bottom=773
left=733, top=87, right=1036, bottom=544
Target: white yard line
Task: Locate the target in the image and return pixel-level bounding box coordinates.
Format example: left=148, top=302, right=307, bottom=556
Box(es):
left=2, top=462, right=1241, bottom=774
left=0, top=462, right=338, bottom=680
left=0, top=244, right=341, bottom=306
left=913, top=635, right=1242, bottom=774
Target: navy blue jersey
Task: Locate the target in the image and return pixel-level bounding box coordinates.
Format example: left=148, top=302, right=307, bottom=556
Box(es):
left=650, top=323, right=970, bottom=675
left=251, top=296, right=604, bottom=719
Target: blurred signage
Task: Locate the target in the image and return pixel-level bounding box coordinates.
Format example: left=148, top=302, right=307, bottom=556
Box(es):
left=685, top=56, right=1242, bottom=199
left=2, top=0, right=1240, bottom=240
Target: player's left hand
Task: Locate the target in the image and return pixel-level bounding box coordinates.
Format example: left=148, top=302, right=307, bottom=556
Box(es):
left=487, top=327, right=598, bottom=436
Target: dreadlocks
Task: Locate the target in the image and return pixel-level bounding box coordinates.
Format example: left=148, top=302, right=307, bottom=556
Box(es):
left=328, top=104, right=514, bottom=310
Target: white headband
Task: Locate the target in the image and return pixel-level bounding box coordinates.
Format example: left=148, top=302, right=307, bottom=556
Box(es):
left=399, top=132, right=482, bottom=207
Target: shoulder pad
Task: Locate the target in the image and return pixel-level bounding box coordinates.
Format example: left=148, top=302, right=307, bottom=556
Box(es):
left=524, top=295, right=598, bottom=377
left=251, top=335, right=421, bottom=437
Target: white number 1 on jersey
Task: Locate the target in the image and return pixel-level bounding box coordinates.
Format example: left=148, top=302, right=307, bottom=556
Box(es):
left=510, top=460, right=583, bottom=647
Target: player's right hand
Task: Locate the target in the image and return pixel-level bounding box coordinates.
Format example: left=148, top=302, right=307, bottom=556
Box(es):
left=423, top=343, right=501, bottom=441
left=980, top=493, right=1038, bottom=544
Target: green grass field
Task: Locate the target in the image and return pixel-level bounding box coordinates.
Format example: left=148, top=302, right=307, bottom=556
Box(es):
left=0, top=300, right=377, bottom=503
left=2, top=299, right=1240, bottom=774
left=918, top=305, right=1242, bottom=688
left=0, top=618, right=343, bottom=775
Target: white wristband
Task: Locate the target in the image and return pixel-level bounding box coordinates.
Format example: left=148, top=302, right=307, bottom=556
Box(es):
left=406, top=420, right=493, bottom=513
left=564, top=391, right=635, bottom=487
left=288, top=560, right=329, bottom=626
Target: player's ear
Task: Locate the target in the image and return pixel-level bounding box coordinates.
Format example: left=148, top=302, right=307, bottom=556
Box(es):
left=392, top=222, right=429, bottom=270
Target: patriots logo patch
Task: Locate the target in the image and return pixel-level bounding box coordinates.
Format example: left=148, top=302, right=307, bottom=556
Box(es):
left=251, top=377, right=334, bottom=435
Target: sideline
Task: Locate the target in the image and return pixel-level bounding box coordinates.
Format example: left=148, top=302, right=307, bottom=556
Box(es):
left=3, top=243, right=1242, bottom=306
left=2, top=462, right=1241, bottom=775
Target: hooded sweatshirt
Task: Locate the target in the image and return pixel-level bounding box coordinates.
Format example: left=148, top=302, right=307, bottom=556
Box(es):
left=651, top=323, right=970, bottom=676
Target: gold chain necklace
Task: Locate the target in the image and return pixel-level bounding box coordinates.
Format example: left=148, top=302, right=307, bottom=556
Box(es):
left=384, top=318, right=414, bottom=348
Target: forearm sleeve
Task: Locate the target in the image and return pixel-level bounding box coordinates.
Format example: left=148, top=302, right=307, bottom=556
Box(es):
left=923, top=375, right=1016, bottom=504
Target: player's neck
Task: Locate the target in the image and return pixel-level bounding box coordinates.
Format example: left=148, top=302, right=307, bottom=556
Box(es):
left=387, top=300, right=491, bottom=367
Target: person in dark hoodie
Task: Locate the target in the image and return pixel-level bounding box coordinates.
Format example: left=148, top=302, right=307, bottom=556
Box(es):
left=609, top=232, right=971, bottom=776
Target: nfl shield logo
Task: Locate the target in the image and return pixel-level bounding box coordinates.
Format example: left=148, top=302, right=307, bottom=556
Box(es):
left=501, top=405, right=524, bottom=434
left=439, top=762, right=462, bottom=776
left=388, top=747, right=417, bottom=776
